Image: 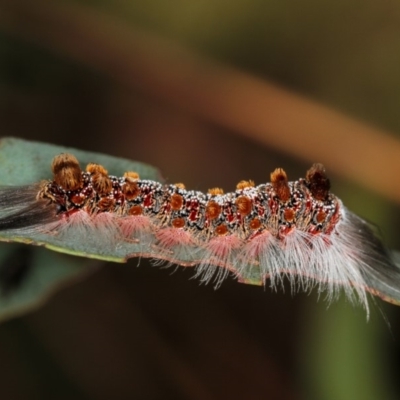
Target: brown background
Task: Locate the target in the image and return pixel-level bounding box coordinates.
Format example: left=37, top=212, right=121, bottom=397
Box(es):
left=1, top=1, right=400, bottom=399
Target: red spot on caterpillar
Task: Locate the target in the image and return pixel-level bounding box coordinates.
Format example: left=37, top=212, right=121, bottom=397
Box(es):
left=236, top=196, right=252, bottom=216
left=128, top=205, right=143, bottom=216
left=215, top=224, right=228, bottom=236
left=226, top=213, right=235, bottom=223
left=144, top=194, right=153, bottom=208
left=172, top=218, right=185, bottom=228
left=249, top=218, right=261, bottom=230
left=170, top=193, right=184, bottom=210
left=316, top=210, right=327, bottom=224
left=206, top=201, right=221, bottom=220
left=189, top=209, right=199, bottom=222
left=70, top=193, right=86, bottom=206
left=284, top=208, right=295, bottom=222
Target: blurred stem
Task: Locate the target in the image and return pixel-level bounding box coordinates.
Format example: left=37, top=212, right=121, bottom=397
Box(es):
left=1, top=0, right=400, bottom=203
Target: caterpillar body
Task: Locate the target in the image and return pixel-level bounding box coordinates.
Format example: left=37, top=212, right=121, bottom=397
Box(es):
left=0, top=153, right=399, bottom=315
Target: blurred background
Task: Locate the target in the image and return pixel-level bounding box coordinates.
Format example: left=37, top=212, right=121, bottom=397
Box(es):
left=1, top=0, right=400, bottom=399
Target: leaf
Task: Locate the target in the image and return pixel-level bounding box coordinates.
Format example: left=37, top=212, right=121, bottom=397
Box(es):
left=0, top=137, right=162, bottom=321
left=0, top=137, right=162, bottom=262
left=0, top=243, right=94, bottom=322
left=0, top=137, right=161, bottom=187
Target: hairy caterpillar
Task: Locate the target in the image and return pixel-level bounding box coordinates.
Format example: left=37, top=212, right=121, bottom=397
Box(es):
left=0, top=152, right=399, bottom=315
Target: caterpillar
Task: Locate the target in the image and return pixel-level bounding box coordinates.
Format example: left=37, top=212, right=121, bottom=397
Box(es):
left=0, top=152, right=399, bottom=315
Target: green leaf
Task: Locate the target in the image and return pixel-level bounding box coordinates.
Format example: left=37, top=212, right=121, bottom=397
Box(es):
left=0, top=137, right=161, bottom=321
left=0, top=137, right=162, bottom=263
left=0, top=243, right=94, bottom=322
left=0, top=137, right=161, bottom=186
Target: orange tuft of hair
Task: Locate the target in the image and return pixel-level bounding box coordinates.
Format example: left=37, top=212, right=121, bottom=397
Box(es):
left=208, top=187, right=224, bottom=195
left=52, top=153, right=83, bottom=191
left=270, top=168, right=291, bottom=202
left=235, top=196, right=253, bottom=216
left=206, top=200, right=222, bottom=220
left=236, top=180, right=255, bottom=190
